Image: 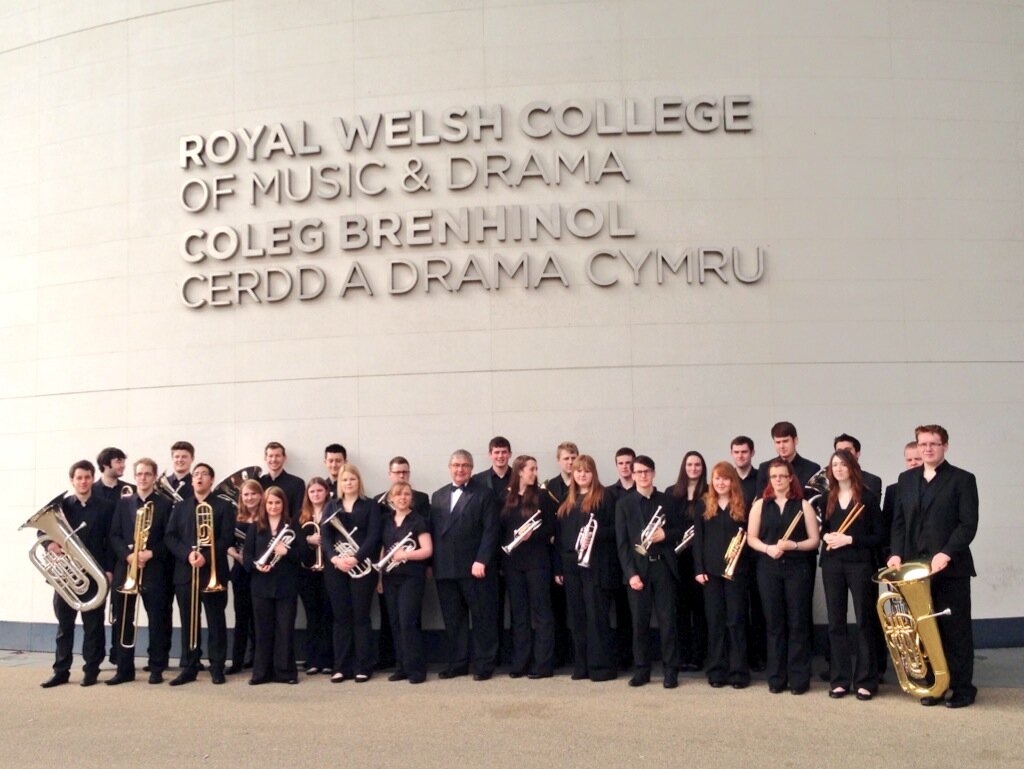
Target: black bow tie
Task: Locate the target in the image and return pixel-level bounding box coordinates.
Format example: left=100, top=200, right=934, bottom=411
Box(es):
left=452, top=485, right=465, bottom=493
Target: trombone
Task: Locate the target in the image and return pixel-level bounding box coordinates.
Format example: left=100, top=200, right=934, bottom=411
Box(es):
left=117, top=502, right=154, bottom=648
left=189, top=501, right=225, bottom=652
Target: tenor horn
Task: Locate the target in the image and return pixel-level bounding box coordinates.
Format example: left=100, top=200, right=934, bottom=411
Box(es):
left=325, top=515, right=373, bottom=579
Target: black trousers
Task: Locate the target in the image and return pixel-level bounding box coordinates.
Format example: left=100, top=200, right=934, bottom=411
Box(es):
left=563, top=564, right=616, bottom=680
left=505, top=565, right=555, bottom=675
left=384, top=574, right=426, bottom=679
left=613, top=584, right=633, bottom=669
left=703, top=574, right=750, bottom=685
left=230, top=565, right=254, bottom=668
left=931, top=573, right=976, bottom=700
left=745, top=569, right=767, bottom=667
left=627, top=560, right=679, bottom=673
left=174, top=583, right=228, bottom=673
left=111, top=580, right=171, bottom=675
left=252, top=594, right=297, bottom=682
left=376, top=589, right=396, bottom=668
left=298, top=570, right=333, bottom=669
left=822, top=558, right=878, bottom=692
left=757, top=557, right=813, bottom=690
left=325, top=569, right=376, bottom=676
left=676, top=550, right=707, bottom=666
left=436, top=575, right=498, bottom=674
left=52, top=593, right=105, bottom=676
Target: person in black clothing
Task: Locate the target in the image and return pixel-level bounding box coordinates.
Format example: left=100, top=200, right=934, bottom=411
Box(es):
left=731, top=435, right=765, bottom=672
left=40, top=460, right=114, bottom=689
left=165, top=441, right=195, bottom=668
left=107, top=458, right=173, bottom=685
left=693, top=462, right=751, bottom=689
left=545, top=441, right=579, bottom=503
left=500, top=455, right=557, bottom=679
left=226, top=479, right=262, bottom=674
left=322, top=463, right=381, bottom=683
left=605, top=446, right=636, bottom=670
left=379, top=481, right=433, bottom=684
left=666, top=450, right=708, bottom=671
left=473, top=436, right=513, bottom=500
left=819, top=450, right=882, bottom=701
left=555, top=454, right=618, bottom=683
left=376, top=457, right=431, bottom=516
left=259, top=441, right=305, bottom=531
left=545, top=441, right=578, bottom=668
left=616, top=455, right=684, bottom=689
left=244, top=485, right=304, bottom=685
left=93, top=447, right=131, bottom=503
left=833, top=433, right=883, bottom=498
left=323, top=443, right=347, bottom=500
left=754, top=421, right=821, bottom=494
left=747, top=458, right=821, bottom=695
left=297, top=477, right=333, bottom=675
left=165, top=463, right=234, bottom=686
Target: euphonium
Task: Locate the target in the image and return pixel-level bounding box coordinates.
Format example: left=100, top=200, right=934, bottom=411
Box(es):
left=575, top=514, right=598, bottom=568
left=873, top=562, right=951, bottom=699
left=21, top=494, right=109, bottom=613
left=804, top=467, right=829, bottom=520
left=722, top=528, right=746, bottom=581
left=195, top=501, right=225, bottom=593
left=501, top=510, right=542, bottom=554
left=634, top=506, right=664, bottom=556
left=373, top=533, right=416, bottom=573
left=255, top=524, right=295, bottom=569
left=326, top=515, right=373, bottom=579
left=118, top=502, right=154, bottom=648
left=301, top=521, right=323, bottom=571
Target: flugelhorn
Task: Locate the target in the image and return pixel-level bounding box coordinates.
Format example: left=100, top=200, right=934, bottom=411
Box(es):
left=21, top=493, right=109, bottom=613
left=575, top=513, right=598, bottom=568
left=255, top=524, right=295, bottom=569
left=723, top=528, right=746, bottom=581
left=374, top=533, right=416, bottom=573
left=118, top=502, right=154, bottom=648
left=325, top=515, right=373, bottom=578
left=502, top=510, right=542, bottom=554
left=634, top=506, right=664, bottom=556
left=873, top=562, right=951, bottom=699
left=301, top=521, right=323, bottom=571
left=673, top=525, right=696, bottom=554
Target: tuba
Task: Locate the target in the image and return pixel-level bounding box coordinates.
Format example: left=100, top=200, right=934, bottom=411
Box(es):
left=722, top=528, right=746, bottom=581
left=22, top=494, right=109, bottom=613
left=873, top=562, right=951, bottom=699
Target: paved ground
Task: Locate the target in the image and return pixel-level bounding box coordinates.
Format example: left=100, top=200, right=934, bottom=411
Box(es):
left=2, top=649, right=1021, bottom=769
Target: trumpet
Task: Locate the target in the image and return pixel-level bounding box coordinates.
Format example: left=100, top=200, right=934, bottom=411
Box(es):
left=190, top=500, right=224, bottom=653
left=21, top=493, right=109, bottom=613
left=673, top=525, right=696, bottom=554
left=255, top=524, right=295, bottom=569
left=501, top=510, right=542, bottom=554
left=575, top=514, right=598, bottom=568
left=634, top=506, right=664, bottom=556
left=301, top=521, right=323, bottom=571
left=374, top=533, right=416, bottom=573
left=723, top=528, right=746, bottom=581
left=326, top=515, right=373, bottom=579
left=118, top=502, right=154, bottom=648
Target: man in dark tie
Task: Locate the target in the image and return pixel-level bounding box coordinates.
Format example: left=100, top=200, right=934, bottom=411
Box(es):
left=429, top=450, right=500, bottom=680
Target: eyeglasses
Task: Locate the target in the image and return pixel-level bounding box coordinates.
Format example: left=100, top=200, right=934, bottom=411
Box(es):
left=769, top=474, right=791, bottom=481
left=632, top=469, right=653, bottom=476
left=917, top=442, right=943, bottom=449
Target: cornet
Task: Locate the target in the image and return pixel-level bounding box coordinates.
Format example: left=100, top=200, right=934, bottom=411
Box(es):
left=634, top=506, right=664, bottom=556
left=374, top=533, right=416, bottom=573
left=501, top=510, right=542, bottom=554
left=673, top=525, right=696, bottom=554
left=326, top=515, right=373, bottom=579
left=575, top=514, right=597, bottom=568
left=722, top=528, right=746, bottom=581
left=255, top=524, right=295, bottom=569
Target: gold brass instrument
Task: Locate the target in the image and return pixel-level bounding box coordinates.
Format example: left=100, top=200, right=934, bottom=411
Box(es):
left=825, top=503, right=864, bottom=551
left=196, top=501, right=225, bottom=593
left=634, top=505, right=664, bottom=556
left=326, top=515, right=373, bottom=579
left=373, top=533, right=416, bottom=573
left=575, top=513, right=598, bottom=568
left=873, top=562, right=951, bottom=699
left=301, top=521, right=323, bottom=571
left=117, top=502, right=154, bottom=648
left=213, top=466, right=263, bottom=506
left=673, top=525, right=696, bottom=554
left=21, top=493, right=110, bottom=613
left=501, top=510, right=542, bottom=554
left=723, top=528, right=746, bottom=581
left=255, top=524, right=295, bottom=569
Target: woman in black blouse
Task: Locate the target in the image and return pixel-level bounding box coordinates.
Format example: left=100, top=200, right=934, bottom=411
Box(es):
left=379, top=481, right=433, bottom=684
left=226, top=479, right=261, bottom=674
left=693, top=462, right=750, bottom=689
left=297, top=477, right=333, bottom=675
left=667, top=450, right=709, bottom=671
left=500, top=455, right=557, bottom=679
left=820, top=449, right=882, bottom=701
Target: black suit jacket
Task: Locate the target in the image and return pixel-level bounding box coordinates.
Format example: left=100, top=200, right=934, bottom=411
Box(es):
left=755, top=454, right=821, bottom=499
left=890, top=461, right=978, bottom=578
left=260, top=470, right=306, bottom=523
left=429, top=477, right=499, bottom=580
left=615, top=488, right=683, bottom=582
left=109, top=493, right=172, bottom=588
left=59, top=494, right=115, bottom=572
left=165, top=495, right=235, bottom=586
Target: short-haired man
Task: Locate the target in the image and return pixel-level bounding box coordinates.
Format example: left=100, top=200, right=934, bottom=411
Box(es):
left=888, top=425, right=978, bottom=708
left=730, top=434, right=766, bottom=672
left=606, top=447, right=637, bottom=505
left=833, top=433, right=883, bottom=498
left=605, top=446, right=637, bottom=669
left=107, top=458, right=173, bottom=685
left=167, top=441, right=195, bottom=500
left=429, top=450, right=500, bottom=680
left=615, top=455, right=683, bottom=688
left=755, top=422, right=821, bottom=496
left=39, top=460, right=114, bottom=688
left=323, top=443, right=347, bottom=499
left=472, top=436, right=513, bottom=502
left=730, top=436, right=758, bottom=510
left=545, top=441, right=579, bottom=503
left=94, top=447, right=131, bottom=504
left=259, top=442, right=305, bottom=522
left=165, top=463, right=234, bottom=686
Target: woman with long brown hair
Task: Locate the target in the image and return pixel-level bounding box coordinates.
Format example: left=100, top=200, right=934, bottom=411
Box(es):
left=667, top=450, right=708, bottom=671
left=297, top=477, right=333, bottom=675
left=555, top=454, right=618, bottom=682
left=693, top=462, right=750, bottom=688
left=226, top=478, right=261, bottom=674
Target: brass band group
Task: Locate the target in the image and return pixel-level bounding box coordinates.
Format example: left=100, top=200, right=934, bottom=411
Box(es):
left=26, top=420, right=979, bottom=708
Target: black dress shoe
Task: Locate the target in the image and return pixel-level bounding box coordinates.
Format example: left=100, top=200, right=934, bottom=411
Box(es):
left=438, top=667, right=469, bottom=680
left=945, top=695, right=974, bottom=709
left=769, top=685, right=785, bottom=694
left=528, top=672, right=553, bottom=680
left=590, top=671, right=617, bottom=682
left=354, top=674, right=370, bottom=683
left=248, top=677, right=270, bottom=685
left=211, top=671, right=226, bottom=685
left=920, top=696, right=942, bottom=707
left=829, top=688, right=847, bottom=699
left=856, top=690, right=873, bottom=702
left=570, top=670, right=588, bottom=681
left=331, top=672, right=345, bottom=683
left=408, top=674, right=426, bottom=684
left=40, top=672, right=69, bottom=689
left=284, top=678, right=299, bottom=685
left=80, top=673, right=99, bottom=687
left=388, top=671, right=409, bottom=682
left=148, top=671, right=164, bottom=685
left=709, top=680, right=726, bottom=688
left=169, top=671, right=197, bottom=687
left=731, top=682, right=749, bottom=690
left=628, top=672, right=650, bottom=687
left=663, top=670, right=678, bottom=689
left=106, top=674, right=134, bottom=686
left=472, top=672, right=493, bottom=681
left=508, top=670, right=526, bottom=679
left=790, top=684, right=809, bottom=695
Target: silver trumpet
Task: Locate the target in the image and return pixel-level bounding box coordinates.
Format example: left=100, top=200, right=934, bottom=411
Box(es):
left=373, top=533, right=416, bottom=573
left=575, top=513, right=598, bottom=568
left=326, top=516, right=373, bottom=579
left=674, top=525, right=696, bottom=554
left=634, top=505, right=664, bottom=556
left=21, top=493, right=109, bottom=613
left=501, top=510, right=542, bottom=554
left=255, top=524, right=295, bottom=569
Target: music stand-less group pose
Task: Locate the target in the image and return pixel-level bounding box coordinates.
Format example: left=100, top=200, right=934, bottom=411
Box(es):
left=26, top=422, right=978, bottom=708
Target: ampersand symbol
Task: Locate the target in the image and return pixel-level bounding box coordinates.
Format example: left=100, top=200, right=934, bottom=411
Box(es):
left=402, top=158, right=431, bottom=192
